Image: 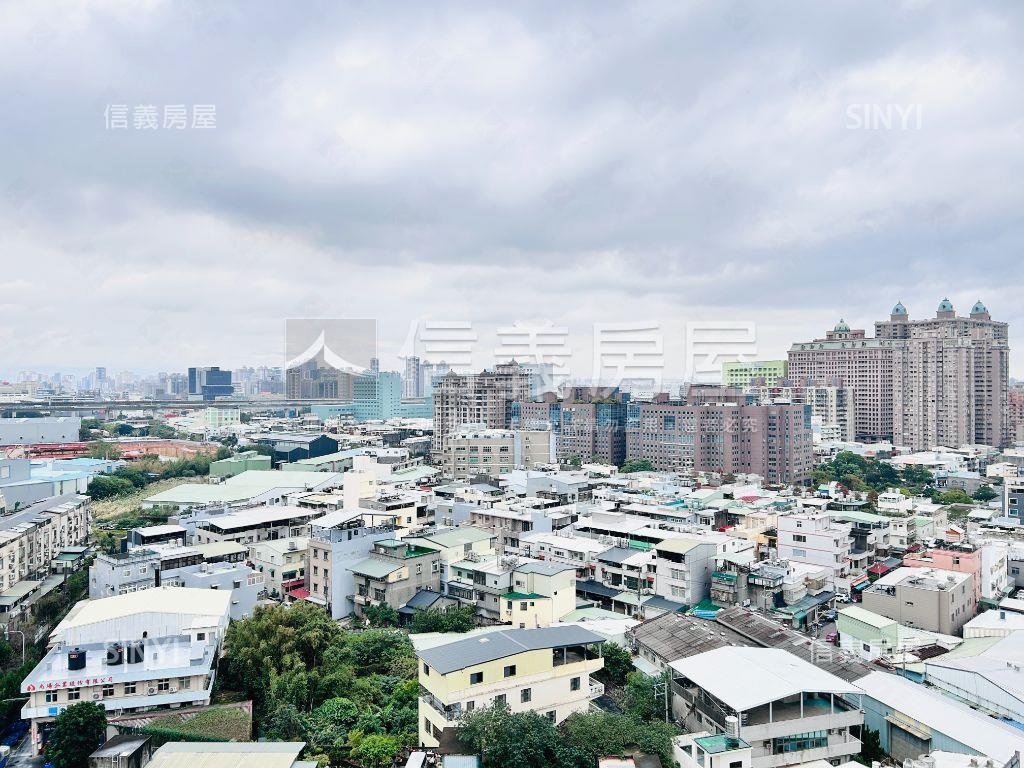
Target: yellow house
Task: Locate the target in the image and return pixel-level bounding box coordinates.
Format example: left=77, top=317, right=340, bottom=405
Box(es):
left=416, top=626, right=606, bottom=747
left=501, top=562, right=577, bottom=627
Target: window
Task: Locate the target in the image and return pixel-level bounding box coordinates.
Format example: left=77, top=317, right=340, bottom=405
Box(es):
left=424, top=716, right=431, bottom=733
left=503, top=665, right=516, bottom=678
left=494, top=694, right=506, bottom=706
left=792, top=534, right=807, bottom=543
left=423, top=663, right=430, bottom=676
left=45, top=691, right=58, bottom=703
left=157, top=678, right=170, bottom=692
left=470, top=672, right=484, bottom=685
left=124, top=682, right=137, bottom=695
left=546, top=711, right=556, bottom=721
left=570, top=677, right=581, bottom=691
left=521, top=688, right=532, bottom=703
left=67, top=687, right=81, bottom=701
left=179, top=677, right=190, bottom=690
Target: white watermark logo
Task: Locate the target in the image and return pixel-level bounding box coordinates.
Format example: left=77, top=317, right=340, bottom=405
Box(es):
left=845, top=103, right=922, bottom=131
left=105, top=104, right=217, bottom=130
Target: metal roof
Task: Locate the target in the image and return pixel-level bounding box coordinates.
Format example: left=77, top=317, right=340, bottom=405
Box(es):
left=349, top=558, right=403, bottom=579
left=670, top=647, right=863, bottom=711
left=148, top=742, right=306, bottom=768
left=417, top=625, right=604, bottom=675
left=631, top=610, right=751, bottom=662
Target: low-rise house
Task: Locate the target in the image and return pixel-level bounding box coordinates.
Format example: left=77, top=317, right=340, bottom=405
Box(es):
left=416, top=625, right=605, bottom=748
left=249, top=537, right=308, bottom=599
left=191, top=506, right=319, bottom=546
left=20, top=587, right=231, bottom=754
left=349, top=539, right=441, bottom=616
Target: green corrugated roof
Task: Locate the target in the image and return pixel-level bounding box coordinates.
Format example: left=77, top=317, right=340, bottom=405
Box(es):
left=349, top=558, right=403, bottom=579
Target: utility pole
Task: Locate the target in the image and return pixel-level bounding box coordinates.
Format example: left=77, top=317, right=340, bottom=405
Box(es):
left=3, top=626, right=26, bottom=664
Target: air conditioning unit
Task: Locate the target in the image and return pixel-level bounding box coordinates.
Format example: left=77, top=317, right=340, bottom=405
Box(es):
left=168, top=687, right=178, bottom=693
left=92, top=693, right=102, bottom=700
left=147, top=688, right=157, bottom=695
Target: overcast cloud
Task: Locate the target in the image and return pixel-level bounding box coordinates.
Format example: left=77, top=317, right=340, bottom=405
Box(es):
left=1, top=0, right=1022, bottom=380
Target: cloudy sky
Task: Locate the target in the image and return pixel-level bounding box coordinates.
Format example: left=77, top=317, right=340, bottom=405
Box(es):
left=1, top=0, right=1022, bottom=382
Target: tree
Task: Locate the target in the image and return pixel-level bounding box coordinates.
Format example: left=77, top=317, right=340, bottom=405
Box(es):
left=85, top=442, right=122, bottom=460
left=86, top=475, right=135, bottom=500
left=620, top=459, right=655, bottom=473
left=595, top=642, right=633, bottom=686
left=409, top=605, right=476, bottom=634
left=363, top=603, right=400, bottom=628
left=935, top=488, right=972, bottom=506
left=350, top=734, right=401, bottom=768
left=973, top=485, right=998, bottom=502
left=622, top=671, right=663, bottom=722
left=458, top=703, right=563, bottom=768
left=856, top=726, right=885, bottom=766
left=45, top=702, right=107, bottom=768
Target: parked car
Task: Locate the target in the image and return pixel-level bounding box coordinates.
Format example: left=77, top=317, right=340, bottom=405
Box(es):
left=825, top=631, right=839, bottom=645
left=823, top=609, right=838, bottom=621
left=835, top=592, right=851, bottom=603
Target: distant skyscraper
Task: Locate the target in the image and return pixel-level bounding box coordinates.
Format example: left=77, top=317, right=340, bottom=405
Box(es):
left=789, top=299, right=1010, bottom=449
left=403, top=356, right=422, bottom=398
left=187, top=366, right=234, bottom=401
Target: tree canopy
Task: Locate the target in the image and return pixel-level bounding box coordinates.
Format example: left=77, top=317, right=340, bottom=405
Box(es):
left=46, top=702, right=107, bottom=768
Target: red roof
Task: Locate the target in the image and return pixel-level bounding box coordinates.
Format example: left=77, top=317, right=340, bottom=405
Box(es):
left=740, top=495, right=761, bottom=503
left=867, top=562, right=891, bottom=575
left=287, top=588, right=310, bottom=599
left=281, top=578, right=305, bottom=589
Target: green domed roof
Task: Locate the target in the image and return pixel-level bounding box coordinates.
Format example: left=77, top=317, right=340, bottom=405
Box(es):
left=891, top=301, right=907, bottom=316
left=970, top=300, right=988, bottom=315
left=937, top=297, right=954, bottom=313
left=834, top=319, right=850, bottom=332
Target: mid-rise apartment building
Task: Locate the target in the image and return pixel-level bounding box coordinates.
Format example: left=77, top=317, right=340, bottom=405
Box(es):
left=249, top=537, right=308, bottom=598
left=0, top=494, right=90, bottom=595
left=432, top=362, right=534, bottom=457
left=440, top=427, right=552, bottom=480
left=861, top=566, right=976, bottom=635
left=417, top=626, right=605, bottom=747
left=305, top=509, right=398, bottom=619
left=776, top=513, right=853, bottom=579
left=625, top=400, right=814, bottom=483
left=20, top=587, right=231, bottom=754
left=746, top=382, right=856, bottom=442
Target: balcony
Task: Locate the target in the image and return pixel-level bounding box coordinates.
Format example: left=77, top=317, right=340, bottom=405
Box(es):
left=752, top=735, right=862, bottom=768
left=588, top=677, right=604, bottom=698
left=739, top=696, right=862, bottom=742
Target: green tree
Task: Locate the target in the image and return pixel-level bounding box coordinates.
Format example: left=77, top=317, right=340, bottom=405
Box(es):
left=595, top=642, right=633, bottom=686
left=622, top=671, right=663, bottom=721
left=856, top=726, right=885, bottom=765
left=85, top=442, right=122, bottom=460
left=363, top=603, right=400, bottom=628
left=973, top=485, right=998, bottom=502
left=350, top=734, right=401, bottom=768
left=559, top=711, right=678, bottom=768
left=45, top=702, right=107, bottom=768
left=901, top=465, right=933, bottom=487
left=86, top=475, right=135, bottom=500
left=409, top=605, right=476, bottom=634
left=620, top=459, right=655, bottom=473
left=458, top=703, right=563, bottom=768
left=935, top=488, right=973, bottom=505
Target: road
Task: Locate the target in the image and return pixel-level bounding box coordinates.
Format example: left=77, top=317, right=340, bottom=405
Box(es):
left=8, top=730, right=43, bottom=768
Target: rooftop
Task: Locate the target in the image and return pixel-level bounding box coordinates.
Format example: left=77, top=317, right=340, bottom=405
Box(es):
left=417, top=625, right=604, bottom=675
left=669, top=647, right=863, bottom=711
left=147, top=742, right=306, bottom=768
left=52, top=587, right=230, bottom=639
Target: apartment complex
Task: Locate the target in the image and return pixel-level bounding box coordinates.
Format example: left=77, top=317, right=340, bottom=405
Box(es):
left=417, top=626, right=605, bottom=747
left=348, top=539, right=441, bottom=617
left=789, top=300, right=1010, bottom=448
left=624, top=400, right=814, bottom=483
left=0, top=494, right=90, bottom=595
left=20, top=587, right=231, bottom=753
left=432, top=362, right=534, bottom=458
